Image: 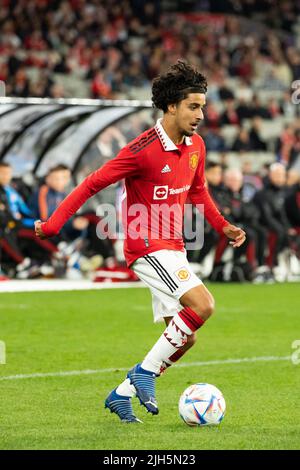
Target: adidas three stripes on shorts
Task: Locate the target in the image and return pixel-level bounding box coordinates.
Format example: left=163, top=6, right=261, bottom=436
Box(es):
left=132, top=250, right=203, bottom=323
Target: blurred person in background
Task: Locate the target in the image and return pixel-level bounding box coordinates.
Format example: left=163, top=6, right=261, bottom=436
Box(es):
left=0, top=163, right=34, bottom=229
left=222, top=168, right=269, bottom=281
left=285, top=171, right=300, bottom=258
left=286, top=169, right=300, bottom=188
left=248, top=116, right=267, bottom=151
left=276, top=125, right=300, bottom=168
left=0, top=162, right=43, bottom=278
left=202, top=127, right=227, bottom=152
left=241, top=160, right=263, bottom=201
left=29, top=165, right=112, bottom=273
left=254, top=163, right=298, bottom=270
left=28, top=165, right=89, bottom=243
left=188, top=162, right=224, bottom=266
left=220, top=99, right=240, bottom=126
left=232, top=128, right=252, bottom=152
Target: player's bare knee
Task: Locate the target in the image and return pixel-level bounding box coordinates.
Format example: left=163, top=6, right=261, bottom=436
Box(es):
left=180, top=286, right=215, bottom=322
left=203, top=299, right=215, bottom=319
left=194, top=297, right=215, bottom=321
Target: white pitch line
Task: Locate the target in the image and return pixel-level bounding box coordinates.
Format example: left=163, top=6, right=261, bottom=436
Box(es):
left=0, top=355, right=291, bottom=382
left=0, top=279, right=145, bottom=293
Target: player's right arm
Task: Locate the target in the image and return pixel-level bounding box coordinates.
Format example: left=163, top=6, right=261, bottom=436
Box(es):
left=188, top=136, right=246, bottom=248
left=35, top=147, right=139, bottom=239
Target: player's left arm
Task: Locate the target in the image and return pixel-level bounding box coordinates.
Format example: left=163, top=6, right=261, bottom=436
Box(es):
left=188, top=137, right=246, bottom=248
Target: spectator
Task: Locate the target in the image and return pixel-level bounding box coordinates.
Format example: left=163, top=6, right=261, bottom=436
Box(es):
left=192, top=162, right=225, bottom=263
left=0, top=163, right=40, bottom=278
left=29, top=165, right=89, bottom=242
left=287, top=169, right=300, bottom=188
left=91, top=71, right=112, bottom=99
left=29, top=164, right=114, bottom=270
left=254, top=163, right=298, bottom=269
left=276, top=126, right=300, bottom=168
left=232, top=128, right=251, bottom=152
left=242, top=160, right=263, bottom=201
left=0, top=162, right=60, bottom=276
left=0, top=163, right=34, bottom=229
left=236, top=98, right=253, bottom=122
left=222, top=168, right=268, bottom=280
left=220, top=99, right=240, bottom=126
left=268, top=97, right=283, bottom=118
left=251, top=95, right=271, bottom=120
left=248, top=117, right=267, bottom=151
left=285, top=172, right=300, bottom=230
left=204, top=102, right=220, bottom=129
left=206, top=161, right=227, bottom=207
left=202, top=127, right=227, bottom=152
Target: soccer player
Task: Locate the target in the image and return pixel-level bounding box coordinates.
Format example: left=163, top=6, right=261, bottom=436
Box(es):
left=35, top=61, right=246, bottom=423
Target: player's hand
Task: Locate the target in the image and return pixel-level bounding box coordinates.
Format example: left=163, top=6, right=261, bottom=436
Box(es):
left=34, top=220, right=47, bottom=239
left=223, top=224, right=246, bottom=248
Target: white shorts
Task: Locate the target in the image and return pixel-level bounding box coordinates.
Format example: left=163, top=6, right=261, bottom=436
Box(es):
left=132, top=249, right=202, bottom=323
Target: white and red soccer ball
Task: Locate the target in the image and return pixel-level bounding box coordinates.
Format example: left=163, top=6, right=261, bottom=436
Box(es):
left=179, top=383, right=226, bottom=426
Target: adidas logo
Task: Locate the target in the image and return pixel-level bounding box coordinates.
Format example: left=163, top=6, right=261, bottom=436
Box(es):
left=161, top=164, right=171, bottom=173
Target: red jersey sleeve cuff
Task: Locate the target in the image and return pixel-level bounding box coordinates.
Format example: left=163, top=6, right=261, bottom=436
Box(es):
left=215, top=218, right=230, bottom=234
left=41, top=221, right=58, bottom=238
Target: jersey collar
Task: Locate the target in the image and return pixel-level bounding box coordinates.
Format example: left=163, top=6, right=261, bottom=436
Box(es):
left=154, top=118, right=193, bottom=151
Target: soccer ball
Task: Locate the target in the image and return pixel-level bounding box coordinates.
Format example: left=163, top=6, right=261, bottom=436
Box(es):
left=179, top=383, right=226, bottom=426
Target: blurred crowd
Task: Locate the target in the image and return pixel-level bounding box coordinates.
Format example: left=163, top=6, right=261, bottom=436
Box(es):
left=0, top=0, right=161, bottom=99
left=1, top=1, right=300, bottom=167
left=0, top=162, right=116, bottom=279
left=187, top=160, right=300, bottom=282
left=0, top=159, right=299, bottom=282
left=0, top=0, right=300, bottom=99
left=201, top=103, right=300, bottom=169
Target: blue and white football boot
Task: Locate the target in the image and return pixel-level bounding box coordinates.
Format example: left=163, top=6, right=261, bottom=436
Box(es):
left=127, top=364, right=159, bottom=415
left=104, top=388, right=142, bottom=423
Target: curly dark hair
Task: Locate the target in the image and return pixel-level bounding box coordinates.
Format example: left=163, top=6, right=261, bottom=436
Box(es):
left=152, top=60, right=207, bottom=112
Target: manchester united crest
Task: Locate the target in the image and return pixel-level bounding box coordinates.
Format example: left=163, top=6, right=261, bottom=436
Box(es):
left=189, top=152, right=199, bottom=171
left=175, top=268, right=191, bottom=281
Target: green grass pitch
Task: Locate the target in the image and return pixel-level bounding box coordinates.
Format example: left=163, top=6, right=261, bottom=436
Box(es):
left=0, top=283, right=299, bottom=450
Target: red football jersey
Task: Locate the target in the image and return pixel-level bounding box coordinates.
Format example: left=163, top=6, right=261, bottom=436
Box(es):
left=41, top=119, right=229, bottom=266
